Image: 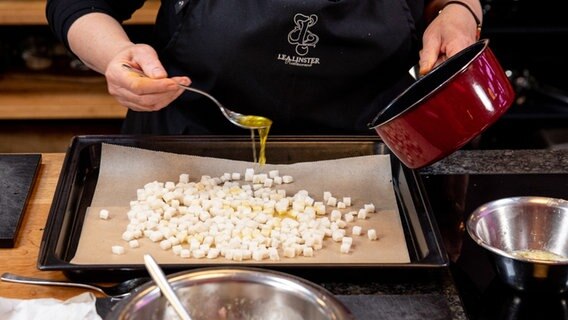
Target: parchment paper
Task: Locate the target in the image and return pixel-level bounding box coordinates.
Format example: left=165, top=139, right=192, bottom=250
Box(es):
left=71, top=143, right=410, bottom=265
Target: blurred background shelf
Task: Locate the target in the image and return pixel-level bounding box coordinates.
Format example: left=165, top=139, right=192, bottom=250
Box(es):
left=0, top=73, right=126, bottom=120
left=0, top=73, right=124, bottom=153
left=0, top=0, right=157, bottom=152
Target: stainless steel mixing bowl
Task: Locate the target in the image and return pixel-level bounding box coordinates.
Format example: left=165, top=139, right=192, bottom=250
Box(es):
left=105, top=267, right=354, bottom=320
left=466, top=196, right=568, bottom=292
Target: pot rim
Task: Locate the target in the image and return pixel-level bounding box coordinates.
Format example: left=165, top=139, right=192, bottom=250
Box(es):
left=107, top=266, right=354, bottom=319
left=466, top=196, right=568, bottom=266
left=368, top=38, right=490, bottom=129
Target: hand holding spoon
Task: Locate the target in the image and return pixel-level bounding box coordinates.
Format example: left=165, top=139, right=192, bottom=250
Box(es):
left=121, top=64, right=271, bottom=130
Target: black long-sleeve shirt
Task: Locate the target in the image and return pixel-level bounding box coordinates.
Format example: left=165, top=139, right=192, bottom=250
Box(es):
left=46, top=0, right=146, bottom=49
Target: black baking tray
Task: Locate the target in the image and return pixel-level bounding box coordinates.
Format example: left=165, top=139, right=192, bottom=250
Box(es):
left=38, top=135, right=448, bottom=281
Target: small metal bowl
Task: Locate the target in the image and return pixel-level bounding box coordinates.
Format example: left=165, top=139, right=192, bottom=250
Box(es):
left=466, top=196, right=568, bottom=292
left=106, top=267, right=354, bottom=320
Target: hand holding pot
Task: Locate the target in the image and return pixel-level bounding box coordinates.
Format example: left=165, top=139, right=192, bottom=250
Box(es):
left=369, top=39, right=515, bottom=169
left=419, top=0, right=483, bottom=75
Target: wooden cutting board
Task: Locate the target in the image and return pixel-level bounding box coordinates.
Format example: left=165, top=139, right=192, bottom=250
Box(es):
left=0, top=154, right=41, bottom=247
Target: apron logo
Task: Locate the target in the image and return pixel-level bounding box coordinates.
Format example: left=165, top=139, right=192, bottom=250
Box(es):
left=277, top=13, right=320, bottom=67
left=288, top=13, right=319, bottom=56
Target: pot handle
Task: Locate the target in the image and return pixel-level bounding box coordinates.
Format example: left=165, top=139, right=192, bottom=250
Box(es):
left=408, top=64, right=421, bottom=80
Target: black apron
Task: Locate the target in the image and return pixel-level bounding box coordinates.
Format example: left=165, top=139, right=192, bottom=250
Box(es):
left=122, top=0, right=422, bottom=135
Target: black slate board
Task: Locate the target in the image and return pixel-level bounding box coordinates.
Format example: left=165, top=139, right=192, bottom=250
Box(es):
left=0, top=154, right=41, bottom=247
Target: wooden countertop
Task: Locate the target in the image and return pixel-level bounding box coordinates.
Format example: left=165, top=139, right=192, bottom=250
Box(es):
left=0, top=153, right=99, bottom=300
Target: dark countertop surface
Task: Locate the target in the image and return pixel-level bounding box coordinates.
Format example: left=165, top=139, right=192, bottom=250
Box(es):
left=420, top=149, right=568, bottom=175
left=99, top=148, right=568, bottom=319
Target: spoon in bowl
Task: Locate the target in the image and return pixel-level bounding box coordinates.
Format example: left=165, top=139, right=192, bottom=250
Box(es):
left=143, top=254, right=192, bottom=320
left=121, top=64, right=272, bottom=130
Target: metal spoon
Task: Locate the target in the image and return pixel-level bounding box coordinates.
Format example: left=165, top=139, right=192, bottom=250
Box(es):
left=121, top=64, right=271, bottom=130
left=143, top=254, right=192, bottom=320
left=0, top=272, right=149, bottom=299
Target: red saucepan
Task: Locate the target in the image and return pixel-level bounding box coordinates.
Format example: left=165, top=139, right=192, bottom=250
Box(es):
left=369, top=39, right=515, bottom=169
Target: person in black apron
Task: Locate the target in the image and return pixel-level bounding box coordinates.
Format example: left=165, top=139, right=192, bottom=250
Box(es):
left=46, top=0, right=483, bottom=135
